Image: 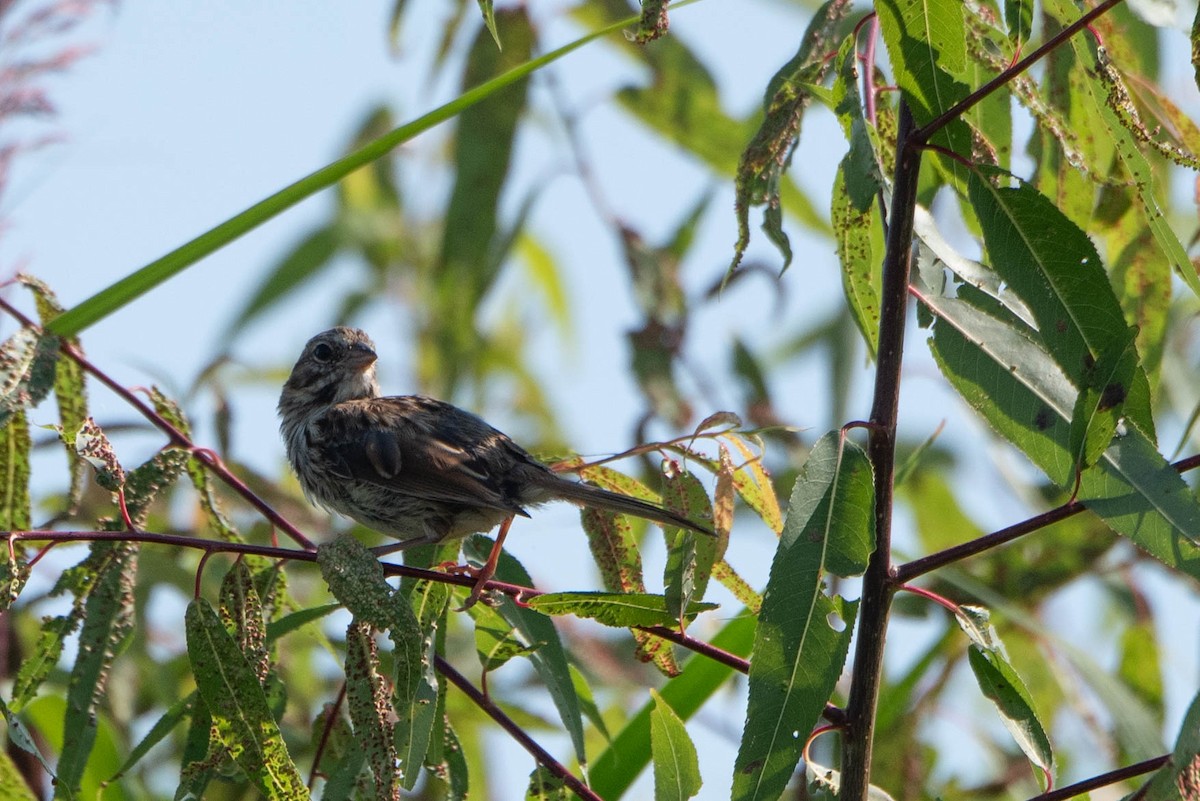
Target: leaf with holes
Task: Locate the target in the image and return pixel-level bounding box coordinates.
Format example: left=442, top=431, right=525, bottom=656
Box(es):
left=186, top=598, right=307, bottom=796
left=733, top=433, right=874, bottom=801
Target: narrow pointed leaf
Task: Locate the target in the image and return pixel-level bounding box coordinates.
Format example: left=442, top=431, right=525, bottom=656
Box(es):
left=733, top=433, right=874, bottom=801
left=730, top=0, right=849, bottom=271
left=966, top=646, right=1054, bottom=786
left=19, top=275, right=89, bottom=509
left=0, top=409, right=31, bottom=534
left=55, top=540, right=139, bottom=799
left=344, top=620, right=399, bottom=800
left=185, top=598, right=307, bottom=797
left=924, top=294, right=1200, bottom=578
left=876, top=0, right=973, bottom=172
left=969, top=171, right=1153, bottom=437
left=318, top=535, right=436, bottom=789
left=527, top=592, right=717, bottom=628
left=649, top=689, right=701, bottom=801
left=0, top=328, right=58, bottom=427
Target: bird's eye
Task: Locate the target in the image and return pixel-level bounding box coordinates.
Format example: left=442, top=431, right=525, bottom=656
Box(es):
left=312, top=343, right=335, bottom=363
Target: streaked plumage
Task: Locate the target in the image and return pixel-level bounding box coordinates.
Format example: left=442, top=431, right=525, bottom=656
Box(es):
left=278, top=327, right=713, bottom=552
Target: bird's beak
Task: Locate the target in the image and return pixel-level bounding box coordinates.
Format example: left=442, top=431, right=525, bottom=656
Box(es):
left=346, top=342, right=377, bottom=371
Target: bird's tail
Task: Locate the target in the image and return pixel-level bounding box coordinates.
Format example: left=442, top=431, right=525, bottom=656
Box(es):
left=551, top=478, right=716, bottom=537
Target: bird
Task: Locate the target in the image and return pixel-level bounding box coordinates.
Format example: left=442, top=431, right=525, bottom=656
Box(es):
left=278, top=327, right=714, bottom=606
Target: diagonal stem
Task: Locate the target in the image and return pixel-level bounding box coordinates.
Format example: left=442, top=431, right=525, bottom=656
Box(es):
left=436, top=654, right=601, bottom=800
left=914, top=0, right=1127, bottom=144
left=0, top=296, right=316, bottom=550
left=895, top=452, right=1200, bottom=583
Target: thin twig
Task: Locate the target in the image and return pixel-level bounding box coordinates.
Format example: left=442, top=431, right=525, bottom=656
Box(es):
left=895, top=452, right=1200, bottom=583
left=0, top=296, right=316, bottom=549
left=914, top=0, right=1127, bottom=144
left=436, top=654, right=602, bottom=801
left=1022, top=754, right=1168, bottom=801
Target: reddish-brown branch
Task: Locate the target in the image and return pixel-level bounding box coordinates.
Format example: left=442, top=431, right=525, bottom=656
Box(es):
left=0, top=296, right=317, bottom=549
left=839, top=101, right=920, bottom=801
left=1023, top=754, right=1168, bottom=801
left=895, top=452, right=1200, bottom=583
left=914, top=0, right=1127, bottom=145
left=436, top=654, right=601, bottom=801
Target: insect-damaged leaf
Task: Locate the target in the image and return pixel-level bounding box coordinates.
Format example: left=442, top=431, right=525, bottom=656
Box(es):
left=733, top=433, right=874, bottom=801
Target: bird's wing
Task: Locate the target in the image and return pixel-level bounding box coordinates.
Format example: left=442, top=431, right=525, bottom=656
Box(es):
left=318, top=397, right=530, bottom=516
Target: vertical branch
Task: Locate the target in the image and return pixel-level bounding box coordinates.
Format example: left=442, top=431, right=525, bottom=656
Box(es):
left=839, top=102, right=920, bottom=801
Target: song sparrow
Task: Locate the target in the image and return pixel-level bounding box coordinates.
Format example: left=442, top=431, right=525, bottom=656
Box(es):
left=278, top=327, right=713, bottom=603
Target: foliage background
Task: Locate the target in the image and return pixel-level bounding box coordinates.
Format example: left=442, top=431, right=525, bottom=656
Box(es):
left=1, top=0, right=1199, bottom=799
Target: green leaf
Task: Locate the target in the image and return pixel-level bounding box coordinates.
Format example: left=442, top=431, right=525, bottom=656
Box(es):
left=649, top=689, right=701, bottom=801
left=1068, top=327, right=1139, bottom=475
left=53, top=539, right=138, bottom=800
left=730, top=0, right=850, bottom=272
left=969, top=171, right=1153, bottom=437
left=0, top=410, right=31, bottom=534
left=476, top=0, right=500, bottom=48
left=923, top=294, right=1200, bottom=579
left=1005, top=0, right=1033, bottom=45
left=828, top=31, right=887, bottom=211
left=109, top=692, right=195, bottom=782
left=46, top=7, right=645, bottom=338
left=527, top=766, right=569, bottom=800
left=732, top=433, right=874, bottom=801
left=463, top=536, right=588, bottom=766
left=527, top=592, right=717, bottom=628
left=0, top=328, right=58, bottom=428
left=875, top=0, right=973, bottom=173
left=344, top=620, right=399, bottom=800
left=964, top=635, right=1054, bottom=785
left=317, top=535, right=437, bottom=789
left=662, top=467, right=718, bottom=624
left=185, top=597, right=307, bottom=797
left=0, top=695, right=56, bottom=784
left=591, top=612, right=756, bottom=800
left=18, top=275, right=89, bottom=510
left=833, top=163, right=884, bottom=358
left=471, top=601, right=538, bottom=672
left=265, top=602, right=341, bottom=642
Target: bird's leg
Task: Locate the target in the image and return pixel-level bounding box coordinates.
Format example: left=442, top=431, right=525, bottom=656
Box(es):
left=370, top=532, right=440, bottom=557
left=459, top=515, right=514, bottom=611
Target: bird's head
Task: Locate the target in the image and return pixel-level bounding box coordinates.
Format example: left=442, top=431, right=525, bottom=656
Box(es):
left=279, top=327, right=381, bottom=413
